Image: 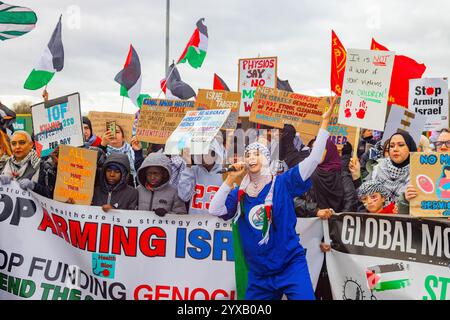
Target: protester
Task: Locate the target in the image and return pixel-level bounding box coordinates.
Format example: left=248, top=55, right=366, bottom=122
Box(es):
left=0, top=130, right=40, bottom=184
left=178, top=139, right=224, bottom=214
left=82, top=116, right=102, bottom=147
left=350, top=131, right=417, bottom=203
left=100, top=124, right=143, bottom=186
left=0, top=129, right=12, bottom=172
left=19, top=146, right=59, bottom=199
left=92, top=153, right=138, bottom=211
left=279, top=124, right=310, bottom=168
left=358, top=180, right=397, bottom=214
left=208, top=105, right=333, bottom=300
left=136, top=152, right=187, bottom=216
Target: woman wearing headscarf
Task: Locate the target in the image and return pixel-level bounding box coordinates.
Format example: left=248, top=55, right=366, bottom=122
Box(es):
left=208, top=106, right=333, bottom=300
left=0, top=131, right=40, bottom=184
left=369, top=131, right=417, bottom=202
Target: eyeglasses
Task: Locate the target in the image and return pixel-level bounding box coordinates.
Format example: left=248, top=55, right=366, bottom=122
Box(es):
left=434, top=140, right=450, bottom=149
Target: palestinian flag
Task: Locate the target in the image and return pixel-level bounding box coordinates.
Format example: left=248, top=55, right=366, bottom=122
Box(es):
left=0, top=1, right=37, bottom=41
left=24, top=15, right=63, bottom=90
left=177, top=18, right=208, bottom=69
left=160, top=63, right=196, bottom=100
left=114, top=44, right=142, bottom=107
left=366, top=263, right=411, bottom=293
left=213, top=73, right=230, bottom=91
left=277, top=77, right=293, bottom=92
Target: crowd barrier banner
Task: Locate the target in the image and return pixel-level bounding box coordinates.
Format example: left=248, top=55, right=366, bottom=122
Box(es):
left=324, top=212, right=450, bottom=300
left=0, top=182, right=323, bottom=300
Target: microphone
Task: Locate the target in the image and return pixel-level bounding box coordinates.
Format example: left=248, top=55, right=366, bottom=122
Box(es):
left=219, top=165, right=238, bottom=174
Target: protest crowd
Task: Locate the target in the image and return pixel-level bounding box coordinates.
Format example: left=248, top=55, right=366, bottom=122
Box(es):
left=1, top=8, right=449, bottom=301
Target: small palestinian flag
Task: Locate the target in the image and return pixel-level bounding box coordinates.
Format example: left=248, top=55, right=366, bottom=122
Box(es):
left=160, top=63, right=196, bottom=100
left=114, top=44, right=142, bottom=107
left=366, top=263, right=411, bottom=293
left=0, top=1, right=37, bottom=41
left=213, top=73, right=230, bottom=91
left=24, top=15, right=63, bottom=90
left=177, top=18, right=208, bottom=69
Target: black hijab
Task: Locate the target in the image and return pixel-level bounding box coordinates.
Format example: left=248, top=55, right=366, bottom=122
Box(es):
left=388, top=131, right=417, bottom=168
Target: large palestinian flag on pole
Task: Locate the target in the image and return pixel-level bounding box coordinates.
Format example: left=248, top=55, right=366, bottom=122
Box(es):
left=23, top=15, right=63, bottom=90
left=114, top=44, right=142, bottom=107
left=177, top=18, right=208, bottom=69
left=0, top=1, right=37, bottom=41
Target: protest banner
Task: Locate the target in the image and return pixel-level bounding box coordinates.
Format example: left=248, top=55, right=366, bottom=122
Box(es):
left=31, top=93, right=84, bottom=158
left=12, top=114, right=33, bottom=136
left=410, top=152, right=450, bottom=217
left=195, top=89, right=240, bottom=130
left=87, top=111, right=135, bottom=143
left=408, top=78, right=449, bottom=131
left=136, top=99, right=195, bottom=144
left=165, top=109, right=231, bottom=155
left=238, top=56, right=277, bottom=117
left=53, top=145, right=98, bottom=205
left=381, top=105, right=426, bottom=147
left=324, top=212, right=450, bottom=300
left=0, top=182, right=323, bottom=300
left=338, top=49, right=395, bottom=131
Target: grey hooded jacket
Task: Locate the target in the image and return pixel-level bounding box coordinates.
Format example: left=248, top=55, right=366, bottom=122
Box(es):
left=137, top=153, right=187, bottom=214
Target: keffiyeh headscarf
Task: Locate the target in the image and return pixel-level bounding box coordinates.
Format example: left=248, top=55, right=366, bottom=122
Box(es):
left=240, top=142, right=272, bottom=197
left=358, top=180, right=391, bottom=207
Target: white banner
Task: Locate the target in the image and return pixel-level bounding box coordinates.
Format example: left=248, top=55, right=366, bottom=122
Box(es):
left=324, top=213, right=450, bottom=300
left=0, top=182, right=323, bottom=300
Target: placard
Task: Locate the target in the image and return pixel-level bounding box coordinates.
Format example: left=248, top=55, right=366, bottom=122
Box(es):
left=165, top=109, right=231, bottom=155
left=53, top=145, right=98, bottom=205
left=238, top=56, right=277, bottom=116
left=195, top=89, right=240, bottom=129
left=136, top=99, right=195, bottom=144
left=31, top=93, right=84, bottom=158
left=408, top=78, right=449, bottom=131
left=338, top=49, right=395, bottom=131
left=87, top=111, right=135, bottom=143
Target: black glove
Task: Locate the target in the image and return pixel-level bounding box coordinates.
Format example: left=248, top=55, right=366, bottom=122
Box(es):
left=154, top=208, right=168, bottom=217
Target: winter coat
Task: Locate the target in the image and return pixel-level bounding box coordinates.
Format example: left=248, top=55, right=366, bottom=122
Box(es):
left=136, top=153, right=187, bottom=214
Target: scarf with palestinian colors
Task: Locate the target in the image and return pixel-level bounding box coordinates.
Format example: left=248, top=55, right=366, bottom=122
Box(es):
left=3, top=149, right=40, bottom=180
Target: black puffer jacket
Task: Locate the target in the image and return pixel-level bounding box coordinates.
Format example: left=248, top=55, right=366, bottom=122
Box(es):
left=92, top=153, right=138, bottom=210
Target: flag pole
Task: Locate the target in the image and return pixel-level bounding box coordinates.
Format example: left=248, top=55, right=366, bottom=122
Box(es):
left=121, top=96, right=125, bottom=113
left=165, top=0, right=170, bottom=76
left=158, top=60, right=177, bottom=98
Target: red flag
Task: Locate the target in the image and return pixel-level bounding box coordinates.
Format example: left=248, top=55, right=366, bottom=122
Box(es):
left=371, top=38, right=426, bottom=107
left=331, top=30, right=346, bottom=96
left=213, top=73, right=230, bottom=91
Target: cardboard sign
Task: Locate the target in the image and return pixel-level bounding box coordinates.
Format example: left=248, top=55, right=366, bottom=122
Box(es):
left=249, top=85, right=323, bottom=128
left=381, top=104, right=426, bottom=147
left=136, top=99, right=195, bottom=144
left=338, top=49, right=395, bottom=131
left=12, top=114, right=33, bottom=136
left=54, top=145, right=98, bottom=205
left=31, top=93, right=84, bottom=158
left=410, top=152, right=450, bottom=217
left=408, top=78, right=449, bottom=131
left=87, top=111, right=135, bottom=143
left=165, top=109, right=231, bottom=155
left=238, top=56, right=277, bottom=116
left=195, top=89, right=240, bottom=129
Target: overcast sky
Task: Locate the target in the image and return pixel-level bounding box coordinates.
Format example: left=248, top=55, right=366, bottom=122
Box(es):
left=1, top=0, right=450, bottom=114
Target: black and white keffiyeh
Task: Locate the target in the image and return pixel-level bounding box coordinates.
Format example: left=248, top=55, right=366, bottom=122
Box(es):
left=358, top=180, right=391, bottom=206
left=372, top=158, right=410, bottom=201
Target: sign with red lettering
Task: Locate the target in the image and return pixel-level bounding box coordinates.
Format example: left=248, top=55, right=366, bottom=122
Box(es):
left=238, top=56, right=277, bottom=117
